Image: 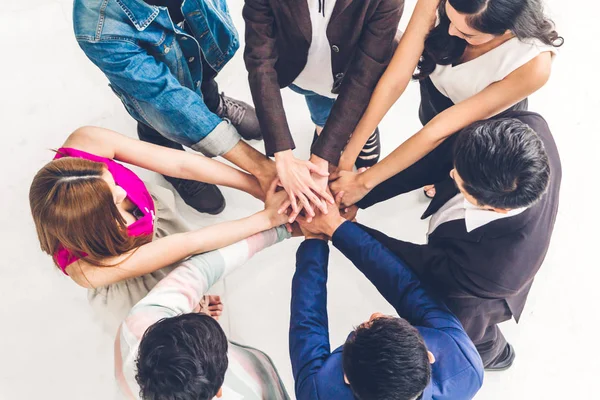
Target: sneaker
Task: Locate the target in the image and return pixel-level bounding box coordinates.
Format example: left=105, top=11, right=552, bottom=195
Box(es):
left=216, top=93, right=262, bottom=141
left=165, top=176, right=226, bottom=215
left=354, top=127, right=381, bottom=169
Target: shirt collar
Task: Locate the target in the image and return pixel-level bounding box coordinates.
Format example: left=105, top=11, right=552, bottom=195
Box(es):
left=463, top=197, right=527, bottom=232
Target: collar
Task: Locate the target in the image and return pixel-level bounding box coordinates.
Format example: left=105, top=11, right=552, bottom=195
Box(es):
left=463, top=197, right=527, bottom=232
left=116, top=0, right=162, bottom=31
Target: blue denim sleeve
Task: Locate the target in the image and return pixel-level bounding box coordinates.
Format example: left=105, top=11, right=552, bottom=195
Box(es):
left=290, top=239, right=331, bottom=398
left=78, top=39, right=240, bottom=157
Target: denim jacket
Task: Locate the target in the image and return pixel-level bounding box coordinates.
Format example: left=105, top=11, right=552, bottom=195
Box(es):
left=74, top=0, right=241, bottom=157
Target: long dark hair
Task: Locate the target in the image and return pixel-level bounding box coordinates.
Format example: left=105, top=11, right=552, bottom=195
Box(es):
left=414, top=0, right=564, bottom=80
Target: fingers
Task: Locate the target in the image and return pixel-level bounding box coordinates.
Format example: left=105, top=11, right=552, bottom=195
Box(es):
left=266, top=178, right=279, bottom=196
left=335, top=191, right=345, bottom=208
left=297, top=191, right=315, bottom=220
left=288, top=202, right=304, bottom=223
left=278, top=200, right=291, bottom=215
left=306, top=161, right=330, bottom=177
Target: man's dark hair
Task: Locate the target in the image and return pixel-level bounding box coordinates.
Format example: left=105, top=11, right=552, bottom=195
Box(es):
left=343, top=317, right=431, bottom=400
left=135, top=313, right=229, bottom=400
left=453, top=118, right=550, bottom=209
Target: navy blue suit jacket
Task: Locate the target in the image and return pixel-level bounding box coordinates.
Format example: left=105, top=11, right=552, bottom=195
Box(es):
left=290, top=222, right=484, bottom=400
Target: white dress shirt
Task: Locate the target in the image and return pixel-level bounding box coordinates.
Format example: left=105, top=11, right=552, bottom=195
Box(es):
left=293, top=0, right=338, bottom=98
left=428, top=193, right=527, bottom=237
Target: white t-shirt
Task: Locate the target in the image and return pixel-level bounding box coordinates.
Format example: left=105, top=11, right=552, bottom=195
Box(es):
left=430, top=37, right=558, bottom=104
left=293, top=0, right=338, bottom=98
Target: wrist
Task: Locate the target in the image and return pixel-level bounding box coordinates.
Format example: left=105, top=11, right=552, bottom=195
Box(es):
left=257, top=210, right=277, bottom=230
left=275, top=149, right=293, bottom=162
left=358, top=169, right=376, bottom=191
left=324, top=216, right=347, bottom=237
left=310, top=154, right=328, bottom=169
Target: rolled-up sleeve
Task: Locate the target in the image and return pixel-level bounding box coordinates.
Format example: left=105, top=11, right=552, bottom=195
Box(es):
left=78, top=39, right=241, bottom=157
left=313, top=0, right=404, bottom=164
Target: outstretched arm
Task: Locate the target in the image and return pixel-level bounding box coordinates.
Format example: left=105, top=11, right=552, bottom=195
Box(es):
left=67, top=181, right=291, bottom=288
left=346, top=52, right=553, bottom=196
left=63, top=126, right=264, bottom=199
left=323, top=220, right=463, bottom=330
left=115, top=226, right=290, bottom=397
left=243, top=0, right=333, bottom=220
left=289, top=239, right=332, bottom=398
left=338, top=0, right=438, bottom=170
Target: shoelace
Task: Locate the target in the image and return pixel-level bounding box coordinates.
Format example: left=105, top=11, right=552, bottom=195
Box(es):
left=218, top=93, right=246, bottom=125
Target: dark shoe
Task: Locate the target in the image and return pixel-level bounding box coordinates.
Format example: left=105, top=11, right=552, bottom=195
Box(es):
left=355, top=127, right=381, bottom=169
left=165, top=176, right=226, bottom=215
left=485, top=343, right=516, bottom=371
left=216, top=93, right=262, bottom=141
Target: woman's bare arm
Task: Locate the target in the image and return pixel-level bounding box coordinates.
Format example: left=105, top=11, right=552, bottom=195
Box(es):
left=331, top=52, right=552, bottom=206
left=338, top=0, right=439, bottom=170
left=62, top=126, right=264, bottom=199
left=359, top=53, right=552, bottom=187
left=67, top=183, right=290, bottom=288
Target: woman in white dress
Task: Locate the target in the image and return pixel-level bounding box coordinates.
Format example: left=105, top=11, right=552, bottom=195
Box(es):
left=330, top=0, right=562, bottom=207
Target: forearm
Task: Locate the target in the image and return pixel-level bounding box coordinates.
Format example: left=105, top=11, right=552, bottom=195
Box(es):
left=179, top=151, right=263, bottom=199
left=81, top=211, right=276, bottom=287
left=290, top=240, right=331, bottom=389
left=359, top=125, right=443, bottom=190
left=126, top=225, right=290, bottom=332
left=340, top=75, right=410, bottom=170
left=223, top=140, right=276, bottom=184
left=332, top=222, right=461, bottom=328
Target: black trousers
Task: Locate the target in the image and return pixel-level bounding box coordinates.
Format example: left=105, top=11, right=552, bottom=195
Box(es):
left=137, top=55, right=221, bottom=149
left=357, top=133, right=458, bottom=209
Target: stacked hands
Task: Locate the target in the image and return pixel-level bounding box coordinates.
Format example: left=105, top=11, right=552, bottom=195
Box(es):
left=267, top=149, right=369, bottom=226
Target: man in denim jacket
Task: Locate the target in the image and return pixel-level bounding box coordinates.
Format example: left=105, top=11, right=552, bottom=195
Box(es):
left=74, top=0, right=275, bottom=214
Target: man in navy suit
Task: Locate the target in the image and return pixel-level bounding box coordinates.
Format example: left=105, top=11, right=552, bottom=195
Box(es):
left=291, top=199, right=484, bottom=400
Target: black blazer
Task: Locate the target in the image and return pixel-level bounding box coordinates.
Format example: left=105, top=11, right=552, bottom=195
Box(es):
left=243, top=0, right=404, bottom=164
left=360, top=111, right=561, bottom=332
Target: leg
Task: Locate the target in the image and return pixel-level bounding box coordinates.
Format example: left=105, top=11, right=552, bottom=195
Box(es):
left=137, top=121, right=185, bottom=151
left=357, top=133, right=458, bottom=209
left=459, top=305, right=515, bottom=370
left=204, top=55, right=262, bottom=140
left=477, top=325, right=514, bottom=370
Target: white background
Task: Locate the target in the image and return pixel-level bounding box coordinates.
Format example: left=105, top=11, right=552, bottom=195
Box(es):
left=1, top=0, right=599, bottom=398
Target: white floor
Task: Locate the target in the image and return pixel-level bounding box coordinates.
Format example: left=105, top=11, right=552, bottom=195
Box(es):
left=1, top=0, right=599, bottom=399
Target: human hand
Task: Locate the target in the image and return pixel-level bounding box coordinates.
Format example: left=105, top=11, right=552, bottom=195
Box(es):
left=297, top=191, right=346, bottom=237
left=255, top=160, right=278, bottom=201
left=299, top=223, right=328, bottom=241
left=275, top=150, right=334, bottom=222
left=263, top=179, right=293, bottom=228
left=329, top=169, right=371, bottom=207
left=198, top=295, right=223, bottom=320
left=340, top=204, right=359, bottom=222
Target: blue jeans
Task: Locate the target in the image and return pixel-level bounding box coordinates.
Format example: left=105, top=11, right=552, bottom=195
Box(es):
left=289, top=85, right=336, bottom=128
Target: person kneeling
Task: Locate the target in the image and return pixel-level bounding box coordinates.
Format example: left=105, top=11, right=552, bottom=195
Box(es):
left=115, top=227, right=292, bottom=400
left=291, top=199, right=483, bottom=400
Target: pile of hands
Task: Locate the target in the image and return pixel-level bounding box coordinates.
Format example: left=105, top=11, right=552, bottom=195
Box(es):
left=260, top=150, right=369, bottom=237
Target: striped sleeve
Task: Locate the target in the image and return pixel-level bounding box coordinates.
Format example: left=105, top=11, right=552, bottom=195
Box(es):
left=115, top=226, right=290, bottom=399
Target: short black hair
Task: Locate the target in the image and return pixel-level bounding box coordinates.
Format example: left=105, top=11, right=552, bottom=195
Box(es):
left=453, top=118, right=550, bottom=209
left=343, top=317, right=431, bottom=400
left=135, top=313, right=229, bottom=400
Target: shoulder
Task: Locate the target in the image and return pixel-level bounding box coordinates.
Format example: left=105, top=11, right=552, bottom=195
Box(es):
left=419, top=326, right=484, bottom=396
